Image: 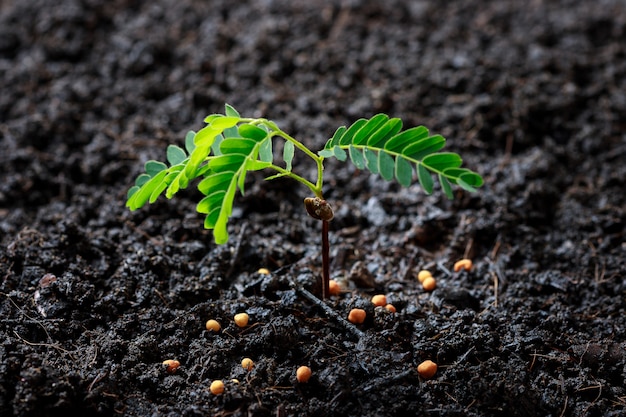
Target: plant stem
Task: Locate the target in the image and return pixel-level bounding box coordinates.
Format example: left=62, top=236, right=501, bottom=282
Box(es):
left=321, top=219, right=330, bottom=299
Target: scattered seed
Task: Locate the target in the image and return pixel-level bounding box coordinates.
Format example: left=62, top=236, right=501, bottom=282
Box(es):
left=328, top=279, right=341, bottom=296
left=241, top=357, right=254, bottom=371
left=234, top=313, right=249, bottom=327
left=384, top=304, right=397, bottom=313
left=296, top=366, right=312, bottom=383
left=231, top=378, right=240, bottom=384
left=422, top=276, right=437, bottom=291
left=371, top=294, right=387, bottom=307
left=417, top=270, right=432, bottom=283
left=348, top=308, right=366, bottom=324
left=210, top=380, right=225, bottom=395
left=417, top=360, right=438, bottom=379
left=454, top=258, right=473, bottom=272
left=162, top=359, right=180, bottom=374
left=257, top=267, right=270, bottom=275
left=205, top=319, right=221, bottom=332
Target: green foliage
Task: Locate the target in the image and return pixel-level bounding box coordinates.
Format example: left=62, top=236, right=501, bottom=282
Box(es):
left=127, top=105, right=483, bottom=244
left=319, top=115, right=483, bottom=198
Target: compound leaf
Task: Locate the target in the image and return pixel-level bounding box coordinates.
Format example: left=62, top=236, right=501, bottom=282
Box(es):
left=321, top=115, right=483, bottom=197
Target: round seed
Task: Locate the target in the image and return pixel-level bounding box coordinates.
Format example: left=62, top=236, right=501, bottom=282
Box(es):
left=296, top=366, right=312, bottom=383
left=348, top=308, right=366, bottom=324
left=417, top=360, right=438, bottom=379
left=234, top=313, right=249, bottom=327
left=205, top=319, right=221, bottom=332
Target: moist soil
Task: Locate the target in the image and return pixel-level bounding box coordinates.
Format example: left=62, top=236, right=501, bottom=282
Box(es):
left=1, top=0, right=625, bottom=416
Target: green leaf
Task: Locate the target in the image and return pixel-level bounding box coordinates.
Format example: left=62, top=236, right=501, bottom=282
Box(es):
left=194, top=126, right=220, bottom=147
left=283, top=141, right=295, bottom=171
left=127, top=185, right=139, bottom=199
left=327, top=126, right=347, bottom=148
left=145, top=160, right=167, bottom=177
left=197, top=190, right=225, bottom=214
left=459, top=171, right=484, bottom=188
left=185, top=131, right=196, bottom=153
left=198, top=171, right=232, bottom=194
left=149, top=180, right=168, bottom=204
left=366, top=118, right=403, bottom=148
left=211, top=134, right=224, bottom=156
left=126, top=170, right=168, bottom=210
left=395, top=156, right=413, bottom=187
left=384, top=126, right=429, bottom=153
left=246, top=160, right=272, bottom=171
left=352, top=114, right=388, bottom=145
left=186, top=144, right=211, bottom=178
left=225, top=103, right=240, bottom=117
left=220, top=138, right=258, bottom=155
left=318, top=148, right=335, bottom=158
left=209, top=154, right=247, bottom=173
left=195, top=129, right=270, bottom=244
left=439, top=174, right=454, bottom=199
left=443, top=168, right=484, bottom=192
left=348, top=145, right=365, bottom=170
left=165, top=168, right=189, bottom=199
left=204, top=207, right=221, bottom=229
left=259, top=138, right=273, bottom=163
left=403, top=135, right=446, bottom=160
left=333, top=146, right=347, bottom=161
left=209, top=116, right=240, bottom=130
left=378, top=151, right=394, bottom=181
left=417, top=163, right=434, bottom=194
left=339, top=118, right=368, bottom=146
left=364, top=148, right=379, bottom=174
left=239, top=124, right=268, bottom=141
left=135, top=173, right=151, bottom=187
left=422, top=153, right=463, bottom=172
left=166, top=145, right=187, bottom=165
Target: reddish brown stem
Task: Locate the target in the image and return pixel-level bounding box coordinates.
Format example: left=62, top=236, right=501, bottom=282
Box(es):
left=321, top=219, right=330, bottom=299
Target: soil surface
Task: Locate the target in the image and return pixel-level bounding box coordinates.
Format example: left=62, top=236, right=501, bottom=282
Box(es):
left=1, top=0, right=625, bottom=416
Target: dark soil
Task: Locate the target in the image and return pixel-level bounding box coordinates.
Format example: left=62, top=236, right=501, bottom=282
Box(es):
left=1, top=0, right=625, bottom=416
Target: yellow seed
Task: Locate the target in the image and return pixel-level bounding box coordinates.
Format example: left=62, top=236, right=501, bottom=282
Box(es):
left=453, top=259, right=473, bottom=272
left=384, top=304, right=396, bottom=313
left=205, top=319, right=221, bottom=332
left=328, top=279, right=341, bottom=296
left=348, top=308, right=366, bottom=324
left=234, top=313, right=249, bottom=327
left=371, top=294, right=387, bottom=307
left=417, top=360, right=438, bottom=379
left=296, top=366, right=312, bottom=383
left=422, top=276, right=437, bottom=291
left=241, top=357, right=254, bottom=371
left=162, top=359, right=180, bottom=374
left=210, top=380, right=225, bottom=395
left=417, top=270, right=432, bottom=283
left=231, top=379, right=240, bottom=384
left=257, top=267, right=270, bottom=275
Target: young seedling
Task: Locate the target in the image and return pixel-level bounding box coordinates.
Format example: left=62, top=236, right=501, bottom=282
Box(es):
left=126, top=104, right=483, bottom=299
